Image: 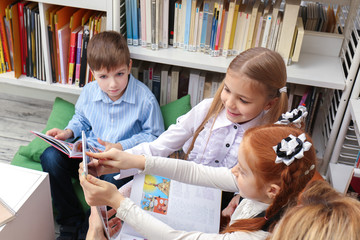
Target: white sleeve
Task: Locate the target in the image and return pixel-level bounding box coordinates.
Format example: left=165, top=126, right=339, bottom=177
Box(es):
left=125, top=98, right=213, bottom=157
left=117, top=198, right=268, bottom=240
left=141, top=155, right=239, bottom=192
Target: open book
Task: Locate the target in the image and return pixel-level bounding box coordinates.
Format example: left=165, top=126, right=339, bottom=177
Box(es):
left=117, top=174, right=222, bottom=239
left=0, top=197, right=16, bottom=227
left=31, top=130, right=100, bottom=158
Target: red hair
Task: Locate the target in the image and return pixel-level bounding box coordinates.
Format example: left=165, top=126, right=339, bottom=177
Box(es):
left=223, top=124, right=317, bottom=233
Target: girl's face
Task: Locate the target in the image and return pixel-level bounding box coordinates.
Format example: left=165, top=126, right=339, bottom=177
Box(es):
left=221, top=70, right=276, bottom=124
left=231, top=141, right=273, bottom=203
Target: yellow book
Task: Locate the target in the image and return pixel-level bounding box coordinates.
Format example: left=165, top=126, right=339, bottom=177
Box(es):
left=222, top=0, right=236, bottom=57
left=245, top=0, right=260, bottom=50
left=0, top=35, right=5, bottom=73
left=291, top=17, right=304, bottom=63
left=228, top=0, right=240, bottom=53
left=276, top=0, right=301, bottom=63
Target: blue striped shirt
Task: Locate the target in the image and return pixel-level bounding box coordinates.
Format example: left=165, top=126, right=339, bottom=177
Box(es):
left=66, top=74, right=165, bottom=150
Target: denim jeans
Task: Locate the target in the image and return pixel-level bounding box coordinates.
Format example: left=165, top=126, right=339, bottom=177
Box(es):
left=40, top=146, right=132, bottom=226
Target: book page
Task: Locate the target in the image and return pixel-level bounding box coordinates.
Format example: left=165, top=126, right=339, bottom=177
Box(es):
left=0, top=197, right=16, bottom=227
left=119, top=174, right=221, bottom=239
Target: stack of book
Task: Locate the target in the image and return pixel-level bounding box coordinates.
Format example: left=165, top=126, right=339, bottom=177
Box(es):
left=0, top=0, right=46, bottom=79
left=46, top=6, right=106, bottom=86
left=131, top=60, right=224, bottom=106
left=124, top=0, right=343, bottom=65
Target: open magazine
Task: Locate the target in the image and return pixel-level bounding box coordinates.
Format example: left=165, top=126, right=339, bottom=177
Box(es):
left=82, top=131, right=111, bottom=239
left=31, top=130, right=100, bottom=158
left=117, top=174, right=222, bottom=240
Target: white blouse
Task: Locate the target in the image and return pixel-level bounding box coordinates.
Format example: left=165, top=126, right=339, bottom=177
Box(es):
left=116, top=156, right=269, bottom=240
left=127, top=98, right=264, bottom=168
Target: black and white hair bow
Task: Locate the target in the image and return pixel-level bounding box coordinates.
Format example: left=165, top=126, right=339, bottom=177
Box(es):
left=273, top=133, right=312, bottom=166
left=275, top=106, right=308, bottom=128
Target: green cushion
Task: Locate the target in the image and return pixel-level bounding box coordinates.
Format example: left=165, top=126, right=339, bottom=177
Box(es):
left=160, top=95, right=192, bottom=130
left=16, top=97, right=75, bottom=163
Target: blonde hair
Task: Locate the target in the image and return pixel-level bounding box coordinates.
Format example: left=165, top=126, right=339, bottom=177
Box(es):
left=87, top=31, right=130, bottom=71
left=186, top=47, right=288, bottom=158
left=223, top=124, right=316, bottom=233
left=269, top=180, right=360, bottom=240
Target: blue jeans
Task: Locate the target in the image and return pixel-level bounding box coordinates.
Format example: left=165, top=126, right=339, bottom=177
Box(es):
left=40, top=146, right=132, bottom=226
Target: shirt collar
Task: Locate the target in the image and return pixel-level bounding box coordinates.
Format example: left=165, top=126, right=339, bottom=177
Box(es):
left=91, top=74, right=137, bottom=105
left=212, top=109, right=265, bottom=131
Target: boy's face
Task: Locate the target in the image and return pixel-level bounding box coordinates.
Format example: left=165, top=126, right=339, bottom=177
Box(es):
left=92, top=60, right=132, bottom=102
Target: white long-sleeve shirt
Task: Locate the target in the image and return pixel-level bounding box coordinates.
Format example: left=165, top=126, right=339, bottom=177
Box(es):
left=127, top=98, right=264, bottom=168
left=116, top=156, right=269, bottom=240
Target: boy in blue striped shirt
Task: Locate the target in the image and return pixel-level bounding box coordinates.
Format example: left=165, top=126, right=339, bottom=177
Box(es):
left=40, top=31, right=164, bottom=240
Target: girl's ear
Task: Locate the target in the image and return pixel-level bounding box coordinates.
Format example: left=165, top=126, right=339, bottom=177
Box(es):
left=264, top=97, right=279, bottom=110
left=266, top=183, right=281, bottom=199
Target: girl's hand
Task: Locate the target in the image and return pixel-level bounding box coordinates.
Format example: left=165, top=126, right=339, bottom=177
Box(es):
left=222, top=194, right=240, bottom=218
left=46, top=128, right=73, bottom=140
left=85, top=158, right=119, bottom=177
left=86, top=148, right=146, bottom=171
left=97, top=138, right=123, bottom=151
left=86, top=207, right=122, bottom=240
left=79, top=168, right=124, bottom=209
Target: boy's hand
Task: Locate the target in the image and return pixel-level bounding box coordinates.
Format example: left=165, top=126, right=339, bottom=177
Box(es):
left=98, top=138, right=123, bottom=151
left=87, top=148, right=146, bottom=171
left=46, top=128, right=73, bottom=140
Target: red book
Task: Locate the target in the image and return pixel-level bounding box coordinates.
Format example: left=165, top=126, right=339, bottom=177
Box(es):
left=17, top=1, right=28, bottom=75
left=68, top=25, right=81, bottom=85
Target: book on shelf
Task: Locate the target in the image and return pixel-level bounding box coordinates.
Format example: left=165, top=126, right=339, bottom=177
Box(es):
left=125, top=0, right=133, bottom=45
left=4, top=10, right=14, bottom=71
left=74, top=29, right=83, bottom=87
left=188, top=69, right=201, bottom=107
left=58, top=23, right=71, bottom=84
left=18, top=1, right=29, bottom=74
left=168, top=0, right=176, bottom=46
left=31, top=130, right=101, bottom=158
left=188, top=0, right=197, bottom=52
left=170, top=66, right=181, bottom=102
left=140, top=0, right=147, bottom=47
left=68, top=25, right=82, bottom=85
left=178, top=68, right=190, bottom=99
left=290, top=16, right=304, bottom=63
left=0, top=196, right=16, bottom=227
left=172, top=0, right=179, bottom=47
left=183, top=0, right=192, bottom=51
left=9, top=1, right=22, bottom=78
left=118, top=173, right=221, bottom=240
left=79, top=26, right=90, bottom=87
left=132, top=0, right=139, bottom=46
left=160, top=64, right=170, bottom=106
left=0, top=0, right=14, bottom=73
left=222, top=0, right=236, bottom=57
left=276, top=0, right=301, bottom=64
left=197, top=71, right=206, bottom=104
left=152, top=65, right=161, bottom=104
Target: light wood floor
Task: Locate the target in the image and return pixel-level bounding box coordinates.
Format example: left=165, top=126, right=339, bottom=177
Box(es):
left=0, top=93, right=53, bottom=164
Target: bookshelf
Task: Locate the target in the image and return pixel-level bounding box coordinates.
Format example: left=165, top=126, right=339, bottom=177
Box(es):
left=0, top=0, right=116, bottom=102
left=0, top=0, right=360, bottom=175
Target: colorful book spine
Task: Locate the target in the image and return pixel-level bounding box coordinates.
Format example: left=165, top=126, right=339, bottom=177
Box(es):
left=131, top=0, right=139, bottom=45
left=125, top=0, right=133, bottom=45
left=183, top=0, right=192, bottom=50
left=18, top=1, right=28, bottom=74
left=68, top=27, right=80, bottom=85
left=199, top=1, right=209, bottom=51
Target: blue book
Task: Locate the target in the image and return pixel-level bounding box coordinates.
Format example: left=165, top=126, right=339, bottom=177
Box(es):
left=131, top=0, right=139, bottom=45
left=200, top=2, right=209, bottom=50
left=183, top=0, right=192, bottom=50
left=125, top=0, right=133, bottom=45
left=210, top=9, right=218, bottom=51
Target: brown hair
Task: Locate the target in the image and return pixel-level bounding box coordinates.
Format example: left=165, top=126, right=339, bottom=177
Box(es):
left=269, top=180, right=360, bottom=240
left=87, top=31, right=130, bottom=71
left=223, top=124, right=316, bottom=233
left=185, top=48, right=288, bottom=158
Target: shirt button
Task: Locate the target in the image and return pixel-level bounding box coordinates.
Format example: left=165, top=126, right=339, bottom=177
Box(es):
left=226, top=143, right=230, bottom=147
left=215, top=160, right=219, bottom=163
left=234, top=125, right=237, bottom=129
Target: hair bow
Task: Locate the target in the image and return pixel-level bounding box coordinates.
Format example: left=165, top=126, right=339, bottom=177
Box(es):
left=273, top=133, right=312, bottom=166
left=275, top=106, right=308, bottom=128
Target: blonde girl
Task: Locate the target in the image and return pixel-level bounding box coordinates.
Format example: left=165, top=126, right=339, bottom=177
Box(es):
left=81, top=124, right=316, bottom=240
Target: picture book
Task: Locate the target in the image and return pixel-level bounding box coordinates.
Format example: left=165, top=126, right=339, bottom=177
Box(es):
left=118, top=173, right=221, bottom=239
left=31, top=130, right=100, bottom=158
